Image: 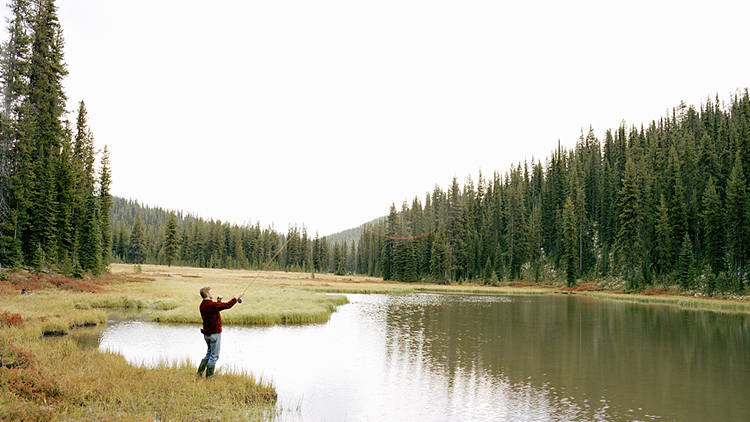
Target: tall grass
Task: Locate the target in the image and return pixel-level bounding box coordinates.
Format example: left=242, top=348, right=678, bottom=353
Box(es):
left=152, top=287, right=350, bottom=325
left=1, top=334, right=276, bottom=422
left=1, top=270, right=286, bottom=422
left=577, top=291, right=750, bottom=313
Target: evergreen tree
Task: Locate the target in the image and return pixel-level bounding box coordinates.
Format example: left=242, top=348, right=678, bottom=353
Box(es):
left=726, top=152, right=750, bottom=281
left=676, top=233, right=695, bottom=289
left=77, top=193, right=101, bottom=275
left=99, top=145, right=111, bottom=266
left=429, top=224, right=450, bottom=282
left=505, top=169, right=528, bottom=280
left=666, top=146, right=688, bottom=258
left=26, top=0, right=67, bottom=265
left=163, top=211, right=179, bottom=267
left=700, top=177, right=724, bottom=273
left=653, top=194, right=672, bottom=286
left=130, top=215, right=145, bottom=264
left=616, top=156, right=644, bottom=286
left=562, top=196, right=578, bottom=286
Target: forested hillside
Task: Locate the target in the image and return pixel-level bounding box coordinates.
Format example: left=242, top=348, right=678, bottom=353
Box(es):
left=0, top=0, right=111, bottom=276
left=355, top=92, right=750, bottom=295
left=109, top=197, right=336, bottom=273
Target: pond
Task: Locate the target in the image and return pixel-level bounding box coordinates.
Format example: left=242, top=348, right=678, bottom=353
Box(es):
left=91, top=293, right=750, bottom=422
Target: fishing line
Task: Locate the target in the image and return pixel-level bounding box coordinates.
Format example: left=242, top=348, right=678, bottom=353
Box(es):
left=364, top=227, right=436, bottom=240
left=237, top=232, right=297, bottom=303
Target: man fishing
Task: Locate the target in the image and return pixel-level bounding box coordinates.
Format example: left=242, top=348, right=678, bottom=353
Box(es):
left=196, top=286, right=244, bottom=378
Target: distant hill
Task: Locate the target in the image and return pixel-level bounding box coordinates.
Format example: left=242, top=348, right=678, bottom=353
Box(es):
left=324, top=216, right=385, bottom=245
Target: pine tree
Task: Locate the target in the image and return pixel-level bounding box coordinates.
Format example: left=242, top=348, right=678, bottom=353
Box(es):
left=505, top=169, right=528, bottom=280
left=130, top=215, right=146, bottom=264
left=700, top=176, right=724, bottom=273
left=54, top=125, right=74, bottom=271
left=562, top=196, right=578, bottom=286
left=26, top=0, right=67, bottom=266
left=0, top=1, right=31, bottom=262
left=429, top=224, right=450, bottom=283
left=726, top=152, right=750, bottom=281
left=676, top=233, right=695, bottom=289
left=653, top=194, right=672, bottom=286
left=616, top=156, right=644, bottom=286
left=77, top=193, right=101, bottom=275
left=163, top=212, right=179, bottom=267
left=99, top=145, right=111, bottom=267
left=666, top=146, right=688, bottom=258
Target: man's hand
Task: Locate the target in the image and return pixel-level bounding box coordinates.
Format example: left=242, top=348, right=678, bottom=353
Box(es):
left=217, top=296, right=223, bottom=302
left=236, top=292, right=244, bottom=300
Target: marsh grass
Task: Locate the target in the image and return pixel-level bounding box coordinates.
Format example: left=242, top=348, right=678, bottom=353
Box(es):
left=1, top=334, right=276, bottom=422
left=576, top=291, right=750, bottom=313
left=1, top=313, right=277, bottom=422
left=151, top=287, right=350, bottom=325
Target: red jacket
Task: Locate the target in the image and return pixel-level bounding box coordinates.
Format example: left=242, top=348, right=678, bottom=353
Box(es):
left=200, top=298, right=237, bottom=334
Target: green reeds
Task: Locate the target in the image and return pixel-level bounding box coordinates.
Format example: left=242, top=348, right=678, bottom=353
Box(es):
left=577, top=291, right=750, bottom=314
left=152, top=287, right=349, bottom=325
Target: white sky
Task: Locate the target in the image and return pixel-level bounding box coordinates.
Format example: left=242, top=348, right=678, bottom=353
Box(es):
left=9, top=0, right=749, bottom=236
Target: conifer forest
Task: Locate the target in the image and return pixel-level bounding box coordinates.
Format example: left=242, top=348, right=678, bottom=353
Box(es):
left=0, top=0, right=110, bottom=277
left=2, top=1, right=750, bottom=297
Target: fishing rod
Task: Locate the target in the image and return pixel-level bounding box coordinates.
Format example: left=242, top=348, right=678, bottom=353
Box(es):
left=237, top=232, right=297, bottom=303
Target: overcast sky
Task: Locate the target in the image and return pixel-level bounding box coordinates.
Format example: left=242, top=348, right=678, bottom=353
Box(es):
left=9, top=0, right=748, bottom=236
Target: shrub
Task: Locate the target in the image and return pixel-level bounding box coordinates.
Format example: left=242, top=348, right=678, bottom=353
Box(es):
left=0, top=338, right=38, bottom=369
left=0, top=312, right=23, bottom=327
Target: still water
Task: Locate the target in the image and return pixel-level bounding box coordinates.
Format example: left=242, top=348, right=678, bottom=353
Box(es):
left=95, top=294, right=750, bottom=422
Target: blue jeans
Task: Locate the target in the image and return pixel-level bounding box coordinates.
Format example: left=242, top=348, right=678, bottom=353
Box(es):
left=203, top=333, right=221, bottom=365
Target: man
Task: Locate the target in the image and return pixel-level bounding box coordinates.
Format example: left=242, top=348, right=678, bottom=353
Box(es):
left=196, top=286, right=244, bottom=378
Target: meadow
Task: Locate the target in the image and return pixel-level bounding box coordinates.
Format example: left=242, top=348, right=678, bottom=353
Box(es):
left=2, top=264, right=750, bottom=421
left=0, top=264, right=360, bottom=422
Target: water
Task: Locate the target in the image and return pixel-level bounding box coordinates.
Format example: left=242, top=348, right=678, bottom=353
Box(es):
left=93, top=294, right=750, bottom=422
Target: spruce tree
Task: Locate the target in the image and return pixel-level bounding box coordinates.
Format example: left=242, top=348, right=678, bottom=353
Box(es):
left=26, top=0, right=67, bottom=266
left=700, top=176, right=724, bottom=273
left=163, top=211, right=179, bottom=267
left=429, top=224, right=450, bottom=282
left=726, top=152, right=750, bottom=281
left=666, top=146, right=688, bottom=259
left=505, top=169, right=528, bottom=280
left=77, top=193, right=101, bottom=275
left=616, top=156, right=644, bottom=286
left=653, top=194, right=672, bottom=286
left=130, top=215, right=146, bottom=264
left=676, top=233, right=695, bottom=289
left=99, top=145, right=111, bottom=266
left=562, top=196, right=578, bottom=287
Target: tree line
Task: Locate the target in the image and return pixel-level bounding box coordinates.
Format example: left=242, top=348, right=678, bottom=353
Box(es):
left=108, top=90, right=750, bottom=298
left=354, top=92, right=750, bottom=295
left=0, top=0, right=111, bottom=276
left=109, top=197, right=349, bottom=274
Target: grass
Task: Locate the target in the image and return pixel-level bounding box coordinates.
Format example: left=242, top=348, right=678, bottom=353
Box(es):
left=152, top=287, right=350, bottom=325
left=574, top=291, right=750, bottom=314
left=1, top=335, right=277, bottom=421
left=2, top=266, right=360, bottom=422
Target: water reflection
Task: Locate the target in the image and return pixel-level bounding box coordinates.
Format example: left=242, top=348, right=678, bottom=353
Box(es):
left=94, top=294, right=750, bottom=422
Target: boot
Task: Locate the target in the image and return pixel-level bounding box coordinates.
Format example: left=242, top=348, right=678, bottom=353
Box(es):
left=196, top=359, right=208, bottom=378
left=206, top=365, right=216, bottom=379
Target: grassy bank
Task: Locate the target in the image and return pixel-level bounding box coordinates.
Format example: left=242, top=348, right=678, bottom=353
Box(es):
left=3, top=264, right=749, bottom=421
left=572, top=290, right=750, bottom=314
left=2, top=265, right=361, bottom=422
